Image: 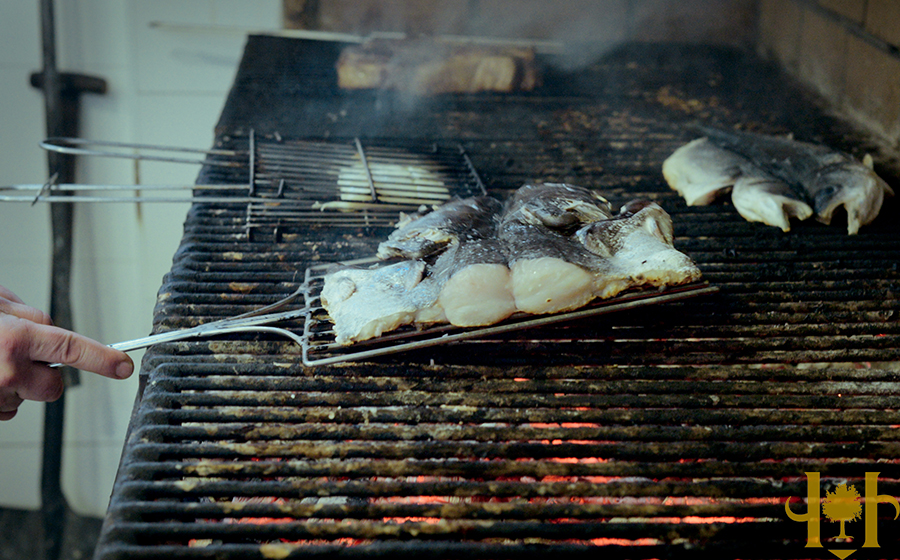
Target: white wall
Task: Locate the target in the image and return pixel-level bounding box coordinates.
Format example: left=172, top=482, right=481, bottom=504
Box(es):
left=0, top=0, right=282, bottom=517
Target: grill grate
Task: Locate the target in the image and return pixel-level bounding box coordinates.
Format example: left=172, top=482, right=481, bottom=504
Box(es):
left=95, top=38, right=900, bottom=560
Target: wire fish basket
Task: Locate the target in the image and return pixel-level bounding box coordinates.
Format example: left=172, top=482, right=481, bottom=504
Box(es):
left=296, top=259, right=718, bottom=367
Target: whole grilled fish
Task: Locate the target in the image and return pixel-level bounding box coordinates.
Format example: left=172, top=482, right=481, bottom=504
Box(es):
left=663, top=127, right=893, bottom=234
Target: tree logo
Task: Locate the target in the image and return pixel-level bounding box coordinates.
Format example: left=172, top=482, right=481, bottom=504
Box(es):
left=822, top=483, right=862, bottom=541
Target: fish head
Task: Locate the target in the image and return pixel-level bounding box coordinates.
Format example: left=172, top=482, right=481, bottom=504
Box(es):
left=809, top=164, right=893, bottom=234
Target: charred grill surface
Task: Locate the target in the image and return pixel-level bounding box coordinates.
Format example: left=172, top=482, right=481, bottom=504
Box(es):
left=96, top=37, right=900, bottom=559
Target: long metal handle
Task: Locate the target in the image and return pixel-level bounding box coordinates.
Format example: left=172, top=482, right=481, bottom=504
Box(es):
left=49, top=307, right=308, bottom=367
left=111, top=307, right=308, bottom=351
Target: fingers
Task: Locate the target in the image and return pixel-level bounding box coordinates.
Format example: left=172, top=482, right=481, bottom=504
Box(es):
left=0, top=285, right=24, bottom=304
left=26, top=322, right=134, bottom=380
left=0, top=362, right=64, bottom=421
left=0, top=289, right=53, bottom=326
left=1, top=362, right=64, bottom=403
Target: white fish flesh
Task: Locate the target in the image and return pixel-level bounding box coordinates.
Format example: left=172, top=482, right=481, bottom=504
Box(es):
left=320, top=260, right=441, bottom=344
left=500, top=188, right=700, bottom=314
left=663, top=127, right=893, bottom=234
left=575, top=200, right=702, bottom=299
left=730, top=174, right=813, bottom=232
left=499, top=183, right=617, bottom=314
left=432, top=238, right=516, bottom=327
left=662, top=137, right=745, bottom=206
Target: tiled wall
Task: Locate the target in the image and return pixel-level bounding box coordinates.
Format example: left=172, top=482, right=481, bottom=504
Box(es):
left=0, top=0, right=282, bottom=517
left=757, top=0, right=900, bottom=144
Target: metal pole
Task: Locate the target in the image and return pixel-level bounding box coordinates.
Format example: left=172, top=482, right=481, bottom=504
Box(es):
left=38, top=1, right=71, bottom=558
left=33, top=1, right=106, bottom=558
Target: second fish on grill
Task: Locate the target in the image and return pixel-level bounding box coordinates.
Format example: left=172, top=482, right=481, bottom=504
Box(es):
left=663, top=126, right=894, bottom=234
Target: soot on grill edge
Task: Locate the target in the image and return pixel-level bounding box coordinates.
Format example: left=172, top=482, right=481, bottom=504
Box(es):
left=94, top=38, right=900, bottom=560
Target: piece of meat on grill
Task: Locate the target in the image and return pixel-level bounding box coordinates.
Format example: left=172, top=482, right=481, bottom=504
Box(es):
left=322, top=185, right=701, bottom=343
left=500, top=185, right=700, bottom=314
left=336, top=39, right=541, bottom=94
left=663, top=136, right=812, bottom=232
left=575, top=200, right=702, bottom=298
left=498, top=183, right=616, bottom=314
left=730, top=174, right=813, bottom=232
left=320, top=260, right=441, bottom=344
left=432, top=237, right=516, bottom=327
left=662, top=136, right=744, bottom=206
left=664, top=127, right=894, bottom=234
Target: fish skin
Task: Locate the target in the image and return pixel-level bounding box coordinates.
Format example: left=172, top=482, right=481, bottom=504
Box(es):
left=576, top=201, right=702, bottom=298
left=500, top=186, right=700, bottom=313
left=698, top=127, right=894, bottom=234
left=501, top=182, right=613, bottom=232
left=376, top=196, right=503, bottom=260
left=498, top=183, right=619, bottom=313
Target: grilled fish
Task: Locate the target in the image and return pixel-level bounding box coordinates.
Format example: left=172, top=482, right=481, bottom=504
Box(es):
left=322, top=185, right=702, bottom=343
left=576, top=200, right=702, bottom=298
left=432, top=237, right=516, bottom=327
left=662, top=137, right=745, bottom=206
left=320, top=260, right=441, bottom=344
left=664, top=127, right=893, bottom=234
left=499, top=183, right=616, bottom=314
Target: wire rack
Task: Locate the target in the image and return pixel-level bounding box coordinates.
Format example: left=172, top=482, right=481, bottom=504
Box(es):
left=1, top=133, right=487, bottom=235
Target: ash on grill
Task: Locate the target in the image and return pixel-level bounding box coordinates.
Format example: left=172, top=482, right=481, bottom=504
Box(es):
left=94, top=38, right=900, bottom=560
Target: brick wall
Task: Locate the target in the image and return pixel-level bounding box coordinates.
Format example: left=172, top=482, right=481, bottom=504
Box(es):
left=758, top=0, right=900, bottom=145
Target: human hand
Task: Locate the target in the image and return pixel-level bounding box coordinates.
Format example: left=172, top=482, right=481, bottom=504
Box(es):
left=0, top=285, right=134, bottom=420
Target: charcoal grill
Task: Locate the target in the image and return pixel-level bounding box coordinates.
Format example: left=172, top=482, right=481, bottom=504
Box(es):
left=94, top=37, right=900, bottom=559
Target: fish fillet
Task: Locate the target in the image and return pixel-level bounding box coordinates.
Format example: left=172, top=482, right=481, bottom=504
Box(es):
left=668, top=127, right=894, bottom=234
left=320, top=260, right=440, bottom=344
left=499, top=184, right=613, bottom=314
left=501, top=187, right=700, bottom=314
left=730, top=175, right=813, bottom=232
left=576, top=201, right=702, bottom=299
left=432, top=239, right=516, bottom=327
